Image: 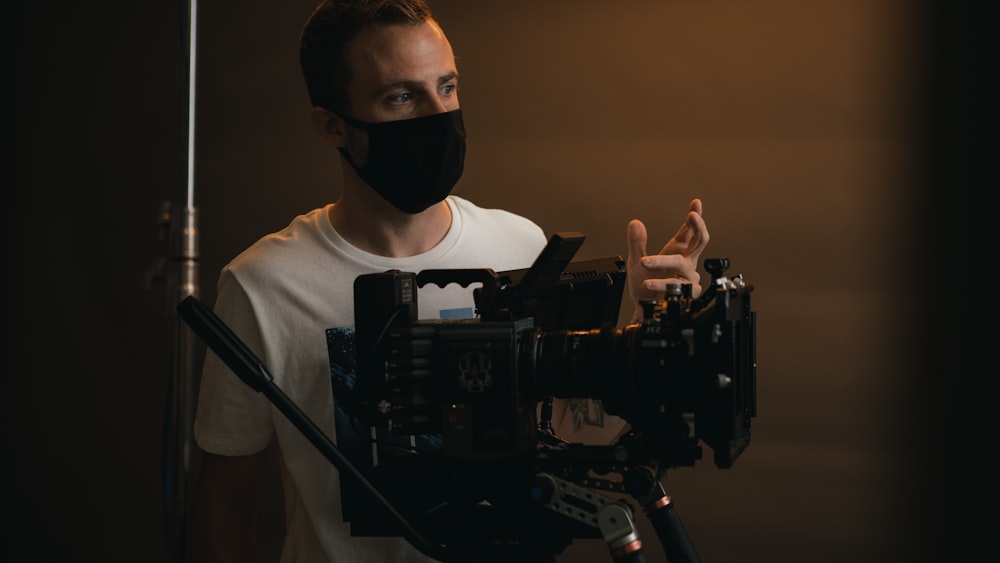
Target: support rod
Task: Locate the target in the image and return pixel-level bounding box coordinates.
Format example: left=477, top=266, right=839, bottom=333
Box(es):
left=166, top=0, right=201, bottom=561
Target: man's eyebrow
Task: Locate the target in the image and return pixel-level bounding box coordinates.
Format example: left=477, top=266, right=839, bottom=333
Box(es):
left=378, top=80, right=423, bottom=95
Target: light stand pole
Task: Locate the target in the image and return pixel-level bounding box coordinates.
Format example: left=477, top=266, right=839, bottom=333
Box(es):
left=160, top=0, right=201, bottom=560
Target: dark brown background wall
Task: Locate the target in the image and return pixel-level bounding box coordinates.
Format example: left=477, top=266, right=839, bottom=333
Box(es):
left=2, top=1, right=987, bottom=562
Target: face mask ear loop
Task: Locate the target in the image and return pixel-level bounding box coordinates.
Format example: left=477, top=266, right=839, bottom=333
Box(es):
left=334, top=111, right=371, bottom=172
left=336, top=111, right=373, bottom=131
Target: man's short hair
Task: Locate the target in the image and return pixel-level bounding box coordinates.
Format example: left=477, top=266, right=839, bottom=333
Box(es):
left=300, top=0, right=434, bottom=114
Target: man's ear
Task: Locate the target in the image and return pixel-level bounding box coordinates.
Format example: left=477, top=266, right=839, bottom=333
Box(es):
left=309, top=106, right=348, bottom=147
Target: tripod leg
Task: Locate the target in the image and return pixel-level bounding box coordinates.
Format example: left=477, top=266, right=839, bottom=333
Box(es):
left=599, top=502, right=648, bottom=563
left=641, top=484, right=701, bottom=563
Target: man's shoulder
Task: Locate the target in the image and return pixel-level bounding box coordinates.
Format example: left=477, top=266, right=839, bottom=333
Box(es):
left=225, top=206, right=332, bottom=274
left=446, top=196, right=547, bottom=269
left=449, top=196, right=543, bottom=236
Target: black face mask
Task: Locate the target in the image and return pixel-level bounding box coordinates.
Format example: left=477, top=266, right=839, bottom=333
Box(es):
left=337, top=109, right=466, bottom=214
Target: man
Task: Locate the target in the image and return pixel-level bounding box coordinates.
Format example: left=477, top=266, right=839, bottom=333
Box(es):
left=190, top=1, right=709, bottom=562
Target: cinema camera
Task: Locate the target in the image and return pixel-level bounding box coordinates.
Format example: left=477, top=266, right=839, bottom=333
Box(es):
left=177, top=232, right=756, bottom=563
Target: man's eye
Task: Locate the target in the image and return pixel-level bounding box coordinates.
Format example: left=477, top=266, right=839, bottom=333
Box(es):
left=441, top=84, right=456, bottom=96
left=391, top=92, right=413, bottom=103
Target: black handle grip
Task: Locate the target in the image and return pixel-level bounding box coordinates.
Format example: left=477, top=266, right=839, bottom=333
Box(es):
left=176, top=295, right=272, bottom=392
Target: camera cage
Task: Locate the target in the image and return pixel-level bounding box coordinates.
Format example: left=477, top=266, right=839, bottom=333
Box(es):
left=341, top=232, right=756, bottom=555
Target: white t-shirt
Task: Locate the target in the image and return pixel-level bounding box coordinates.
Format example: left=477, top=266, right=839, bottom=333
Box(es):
left=194, top=196, right=548, bottom=562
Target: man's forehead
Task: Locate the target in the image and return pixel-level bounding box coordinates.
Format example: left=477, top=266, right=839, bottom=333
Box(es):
left=348, top=20, right=452, bottom=63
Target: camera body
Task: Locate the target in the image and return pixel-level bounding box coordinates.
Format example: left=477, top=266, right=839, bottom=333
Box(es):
left=342, top=233, right=756, bottom=543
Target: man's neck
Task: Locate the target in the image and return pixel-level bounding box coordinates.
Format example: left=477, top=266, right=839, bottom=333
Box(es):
left=328, top=197, right=452, bottom=258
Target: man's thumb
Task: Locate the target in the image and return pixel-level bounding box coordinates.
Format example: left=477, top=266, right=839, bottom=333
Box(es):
left=627, top=219, right=648, bottom=263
